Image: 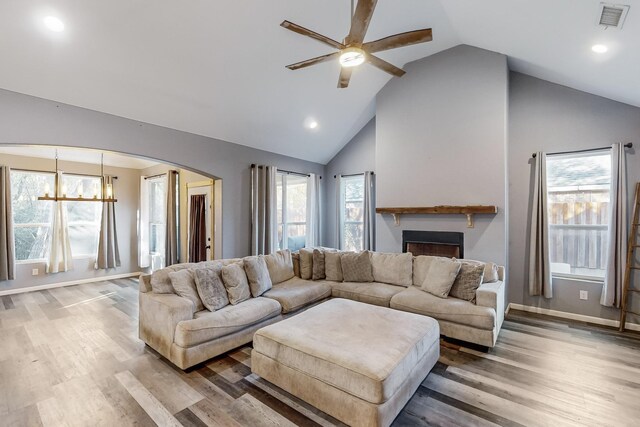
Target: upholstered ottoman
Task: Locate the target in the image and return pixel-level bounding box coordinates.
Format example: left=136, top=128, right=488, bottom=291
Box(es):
left=251, top=299, right=440, bottom=427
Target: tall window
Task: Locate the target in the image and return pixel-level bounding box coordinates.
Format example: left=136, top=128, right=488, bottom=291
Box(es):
left=546, top=151, right=611, bottom=279
left=62, top=174, right=102, bottom=257
left=276, top=173, right=307, bottom=250
left=148, top=176, right=167, bottom=259
left=340, top=174, right=365, bottom=251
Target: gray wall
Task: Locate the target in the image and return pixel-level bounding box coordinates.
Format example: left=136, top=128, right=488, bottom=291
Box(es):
left=509, top=72, right=640, bottom=320
left=375, top=45, right=509, bottom=267
left=0, top=88, right=325, bottom=260
left=323, top=118, right=376, bottom=248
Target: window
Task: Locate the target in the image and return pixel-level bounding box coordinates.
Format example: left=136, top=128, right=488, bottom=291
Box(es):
left=10, top=171, right=55, bottom=261
left=148, top=176, right=167, bottom=259
left=546, top=151, right=611, bottom=279
left=340, top=174, right=365, bottom=251
left=62, top=174, right=102, bottom=257
left=276, top=173, right=307, bottom=250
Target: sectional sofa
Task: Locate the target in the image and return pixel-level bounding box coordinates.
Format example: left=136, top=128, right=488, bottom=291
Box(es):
left=138, top=249, right=505, bottom=369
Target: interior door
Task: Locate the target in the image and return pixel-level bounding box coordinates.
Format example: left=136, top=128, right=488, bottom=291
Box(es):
left=187, top=181, right=214, bottom=261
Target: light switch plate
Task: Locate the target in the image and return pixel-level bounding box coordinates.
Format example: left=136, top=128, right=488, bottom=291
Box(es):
left=580, top=290, right=588, bottom=300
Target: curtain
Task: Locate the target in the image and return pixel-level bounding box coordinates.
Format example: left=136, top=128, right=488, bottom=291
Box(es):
left=138, top=176, right=150, bottom=268
left=251, top=165, right=277, bottom=255
left=528, top=152, right=552, bottom=298
left=0, top=166, right=15, bottom=281
left=363, top=171, right=375, bottom=251
left=47, top=172, right=73, bottom=273
left=165, top=171, right=179, bottom=266
left=96, top=176, right=120, bottom=269
left=189, top=194, right=207, bottom=262
left=306, top=173, right=321, bottom=247
left=335, top=174, right=343, bottom=249
left=601, top=143, right=627, bottom=307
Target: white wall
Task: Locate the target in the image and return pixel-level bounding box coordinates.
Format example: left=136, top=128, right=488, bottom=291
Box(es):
left=375, top=45, right=509, bottom=267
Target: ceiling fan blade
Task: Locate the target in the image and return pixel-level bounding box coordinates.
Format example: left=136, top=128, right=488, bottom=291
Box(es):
left=363, top=29, right=433, bottom=53
left=338, top=67, right=353, bottom=88
left=346, top=0, right=378, bottom=45
left=281, top=20, right=345, bottom=50
left=367, top=54, right=406, bottom=77
left=286, top=52, right=341, bottom=70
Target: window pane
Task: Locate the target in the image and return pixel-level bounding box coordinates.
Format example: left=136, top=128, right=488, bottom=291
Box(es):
left=344, top=223, right=363, bottom=252
left=62, top=175, right=103, bottom=256
left=286, top=175, right=307, bottom=223
left=546, top=153, right=611, bottom=278
left=14, top=225, right=51, bottom=260
left=341, top=175, right=365, bottom=250
left=149, top=177, right=167, bottom=256
left=276, top=172, right=308, bottom=250
left=68, top=224, right=100, bottom=256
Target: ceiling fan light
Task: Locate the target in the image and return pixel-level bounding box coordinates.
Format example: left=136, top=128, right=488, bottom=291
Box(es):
left=339, top=47, right=366, bottom=67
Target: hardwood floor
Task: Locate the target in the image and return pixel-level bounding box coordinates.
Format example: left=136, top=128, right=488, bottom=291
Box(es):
left=1, top=279, right=639, bottom=426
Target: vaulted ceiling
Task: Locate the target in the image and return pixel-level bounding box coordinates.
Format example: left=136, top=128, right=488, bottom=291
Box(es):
left=1, top=1, right=638, bottom=164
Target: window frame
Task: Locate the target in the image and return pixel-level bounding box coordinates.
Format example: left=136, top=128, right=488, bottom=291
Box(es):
left=339, top=174, right=365, bottom=251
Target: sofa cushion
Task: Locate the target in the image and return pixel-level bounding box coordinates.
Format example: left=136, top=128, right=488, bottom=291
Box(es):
left=449, top=262, right=485, bottom=302
left=292, top=252, right=301, bottom=278
left=193, top=265, right=229, bottom=311
left=243, top=256, right=273, bottom=297
left=299, top=248, right=314, bottom=279
left=262, top=277, right=331, bottom=313
left=331, top=281, right=405, bottom=307
left=312, top=248, right=327, bottom=280
left=150, top=263, right=197, bottom=294
left=390, top=286, right=496, bottom=330
left=324, top=251, right=343, bottom=282
left=264, top=249, right=295, bottom=284
left=341, top=251, right=374, bottom=282
left=371, top=252, right=413, bottom=287
left=169, top=269, right=204, bottom=312
left=421, top=257, right=461, bottom=298
left=176, top=297, right=281, bottom=347
left=221, top=262, right=251, bottom=305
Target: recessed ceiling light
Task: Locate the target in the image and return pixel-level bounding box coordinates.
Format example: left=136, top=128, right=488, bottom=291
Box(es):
left=43, top=16, right=65, bottom=32
left=308, top=120, right=318, bottom=129
left=591, top=44, right=608, bottom=54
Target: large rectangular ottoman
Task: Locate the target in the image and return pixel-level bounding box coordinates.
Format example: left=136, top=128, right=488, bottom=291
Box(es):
left=251, top=298, right=440, bottom=427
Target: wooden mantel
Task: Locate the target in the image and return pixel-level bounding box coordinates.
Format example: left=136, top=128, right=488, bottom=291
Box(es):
left=375, top=205, right=498, bottom=228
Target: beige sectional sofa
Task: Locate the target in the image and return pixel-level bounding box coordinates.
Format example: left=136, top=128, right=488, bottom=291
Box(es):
left=139, top=250, right=505, bottom=370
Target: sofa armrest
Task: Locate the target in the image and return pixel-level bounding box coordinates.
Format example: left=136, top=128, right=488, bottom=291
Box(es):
left=476, top=280, right=505, bottom=331
left=139, top=292, right=194, bottom=358
left=139, top=274, right=152, bottom=293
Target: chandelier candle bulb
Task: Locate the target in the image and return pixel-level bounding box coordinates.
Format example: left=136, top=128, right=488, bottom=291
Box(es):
left=106, top=184, right=113, bottom=199
left=44, top=182, right=50, bottom=198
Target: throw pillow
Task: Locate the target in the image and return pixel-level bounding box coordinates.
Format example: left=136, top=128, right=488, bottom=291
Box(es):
left=169, top=269, right=204, bottom=311
left=458, top=259, right=500, bottom=284
left=371, top=252, right=413, bottom=287
left=243, top=256, right=273, bottom=297
left=292, top=252, right=301, bottom=278
left=221, top=262, right=251, bottom=305
left=299, top=248, right=314, bottom=279
left=421, top=258, right=461, bottom=298
left=264, top=249, right=294, bottom=284
left=193, top=266, right=229, bottom=311
left=324, top=251, right=343, bottom=282
left=449, top=262, right=485, bottom=302
left=150, top=263, right=196, bottom=294
left=341, top=251, right=374, bottom=282
left=312, top=248, right=327, bottom=280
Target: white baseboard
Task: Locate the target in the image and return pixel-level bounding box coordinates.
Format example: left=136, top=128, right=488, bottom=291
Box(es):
left=507, top=303, right=640, bottom=332
left=0, top=272, right=142, bottom=296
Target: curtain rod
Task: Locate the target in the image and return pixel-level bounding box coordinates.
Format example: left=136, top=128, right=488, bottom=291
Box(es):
left=531, top=143, right=632, bottom=158
left=144, top=171, right=178, bottom=180
left=12, top=168, right=119, bottom=179
left=334, top=171, right=375, bottom=178
left=250, top=164, right=321, bottom=179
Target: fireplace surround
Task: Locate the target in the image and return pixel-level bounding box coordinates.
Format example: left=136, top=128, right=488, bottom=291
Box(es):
left=402, top=230, right=464, bottom=258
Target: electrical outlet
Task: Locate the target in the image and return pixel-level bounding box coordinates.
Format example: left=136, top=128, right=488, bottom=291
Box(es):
left=580, top=290, right=588, bottom=300
left=31, top=268, right=39, bottom=276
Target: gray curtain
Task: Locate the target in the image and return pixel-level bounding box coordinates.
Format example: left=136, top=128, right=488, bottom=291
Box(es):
left=363, top=171, right=375, bottom=251
left=165, top=171, right=179, bottom=266
left=601, top=143, right=627, bottom=307
left=528, top=152, right=552, bottom=298
left=0, top=166, right=15, bottom=281
left=189, top=194, right=207, bottom=262
left=96, top=176, right=120, bottom=269
left=335, top=175, right=343, bottom=249
left=305, top=173, right=321, bottom=247
left=251, top=165, right=277, bottom=255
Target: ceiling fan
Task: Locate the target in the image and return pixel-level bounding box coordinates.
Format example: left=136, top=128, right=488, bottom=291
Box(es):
left=280, top=0, right=433, bottom=88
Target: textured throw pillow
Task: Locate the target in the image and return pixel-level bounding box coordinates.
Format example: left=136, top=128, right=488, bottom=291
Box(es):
left=243, top=256, right=273, bottom=297
left=292, top=252, right=301, bottom=278
left=312, top=249, right=327, bottom=280
left=299, top=248, right=314, bottom=280
left=341, top=251, right=374, bottom=282
left=150, top=263, right=196, bottom=294
left=264, top=249, right=295, bottom=284
left=449, top=262, right=485, bottom=302
left=221, top=262, right=251, bottom=305
left=193, top=266, right=229, bottom=311
left=324, top=251, right=343, bottom=282
left=169, top=269, right=204, bottom=311
left=371, top=252, right=413, bottom=287
left=421, top=258, right=461, bottom=298
left=458, top=259, right=500, bottom=284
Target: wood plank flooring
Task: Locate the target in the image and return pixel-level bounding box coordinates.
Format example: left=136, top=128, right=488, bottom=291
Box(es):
left=1, top=279, right=639, bottom=426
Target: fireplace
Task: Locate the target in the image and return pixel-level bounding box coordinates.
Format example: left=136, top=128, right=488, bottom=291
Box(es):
left=402, top=230, right=464, bottom=258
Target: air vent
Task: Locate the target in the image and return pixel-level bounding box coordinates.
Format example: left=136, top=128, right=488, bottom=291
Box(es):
left=597, top=3, right=630, bottom=29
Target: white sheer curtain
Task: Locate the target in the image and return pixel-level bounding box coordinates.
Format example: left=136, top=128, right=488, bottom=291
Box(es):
left=601, top=143, right=627, bottom=307
left=47, top=172, right=73, bottom=273
left=528, top=153, right=552, bottom=298
left=306, top=173, right=321, bottom=247
left=251, top=165, right=277, bottom=255
left=363, top=171, right=375, bottom=251
left=335, top=174, right=343, bottom=249
left=138, top=176, right=150, bottom=268
left=0, top=166, right=15, bottom=281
